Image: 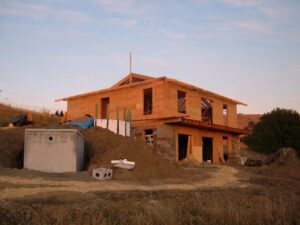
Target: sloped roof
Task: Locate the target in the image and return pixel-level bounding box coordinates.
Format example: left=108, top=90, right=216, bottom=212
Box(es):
left=56, top=73, right=247, bottom=105
left=111, top=73, right=155, bottom=88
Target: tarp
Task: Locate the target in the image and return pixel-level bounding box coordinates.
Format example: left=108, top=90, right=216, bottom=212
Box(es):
left=65, top=115, right=94, bottom=129
left=11, top=114, right=33, bottom=126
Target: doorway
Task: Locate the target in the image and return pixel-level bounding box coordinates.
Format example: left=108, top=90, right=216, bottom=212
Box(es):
left=101, top=97, right=110, bottom=119
left=202, top=137, right=213, bottom=162
left=178, top=134, right=189, bottom=161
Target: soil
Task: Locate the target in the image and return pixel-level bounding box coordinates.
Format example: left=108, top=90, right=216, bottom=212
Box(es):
left=0, top=165, right=299, bottom=225
left=0, top=125, right=193, bottom=182
left=0, top=166, right=240, bottom=200
left=1, top=124, right=300, bottom=224
left=81, top=126, right=191, bottom=181
left=264, top=148, right=300, bottom=169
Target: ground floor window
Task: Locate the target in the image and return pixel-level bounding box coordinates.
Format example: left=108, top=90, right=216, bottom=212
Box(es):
left=144, top=129, right=154, bottom=146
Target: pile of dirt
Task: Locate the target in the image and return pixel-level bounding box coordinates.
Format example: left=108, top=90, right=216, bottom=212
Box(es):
left=264, top=148, right=300, bottom=169
left=0, top=127, right=25, bottom=168
left=0, top=125, right=189, bottom=181
left=81, top=127, right=188, bottom=181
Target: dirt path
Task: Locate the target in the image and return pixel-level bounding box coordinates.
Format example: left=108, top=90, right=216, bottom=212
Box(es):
left=0, top=166, right=246, bottom=200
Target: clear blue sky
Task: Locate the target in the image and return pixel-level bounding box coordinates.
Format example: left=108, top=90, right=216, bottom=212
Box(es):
left=0, top=0, right=299, bottom=114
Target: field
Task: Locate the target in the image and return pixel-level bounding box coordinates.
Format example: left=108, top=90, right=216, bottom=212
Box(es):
left=0, top=105, right=299, bottom=225
left=0, top=164, right=299, bottom=225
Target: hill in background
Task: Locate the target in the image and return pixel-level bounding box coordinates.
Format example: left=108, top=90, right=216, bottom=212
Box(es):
left=237, top=113, right=261, bottom=129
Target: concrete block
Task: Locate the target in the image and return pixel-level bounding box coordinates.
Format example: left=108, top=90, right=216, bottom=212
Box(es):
left=24, top=129, right=84, bottom=173
left=92, top=168, right=113, bottom=180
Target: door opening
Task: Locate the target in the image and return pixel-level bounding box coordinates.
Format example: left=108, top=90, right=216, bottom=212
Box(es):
left=178, top=134, right=189, bottom=161
left=202, top=137, right=213, bottom=162
left=101, top=97, right=110, bottom=119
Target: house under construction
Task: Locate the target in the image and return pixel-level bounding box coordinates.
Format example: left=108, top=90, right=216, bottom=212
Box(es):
left=57, top=73, right=248, bottom=163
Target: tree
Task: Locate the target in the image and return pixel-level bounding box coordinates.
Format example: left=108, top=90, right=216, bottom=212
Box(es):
left=242, top=108, right=300, bottom=155
left=55, top=110, right=59, bottom=117
left=59, top=110, right=64, bottom=117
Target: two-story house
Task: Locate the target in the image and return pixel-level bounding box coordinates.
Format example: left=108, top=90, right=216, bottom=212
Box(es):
left=57, top=73, right=248, bottom=163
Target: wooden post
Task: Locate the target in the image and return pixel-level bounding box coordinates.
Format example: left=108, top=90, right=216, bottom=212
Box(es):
left=117, top=106, right=120, bottom=134
left=95, top=104, right=98, bottom=119
left=124, top=108, right=127, bottom=136
left=128, top=111, right=132, bottom=138
left=106, top=104, right=110, bottom=129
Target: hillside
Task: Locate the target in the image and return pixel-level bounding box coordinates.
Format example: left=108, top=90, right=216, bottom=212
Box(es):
left=0, top=103, right=60, bottom=126
left=237, top=113, right=261, bottom=129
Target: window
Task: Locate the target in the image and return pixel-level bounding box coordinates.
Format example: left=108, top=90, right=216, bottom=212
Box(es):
left=177, top=90, right=186, bottom=113
left=223, top=104, right=228, bottom=126
left=144, top=129, right=154, bottom=146
left=201, top=98, right=213, bottom=123
left=144, top=88, right=152, bottom=115
left=101, top=97, right=110, bottom=119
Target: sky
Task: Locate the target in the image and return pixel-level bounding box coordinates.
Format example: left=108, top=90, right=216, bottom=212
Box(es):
left=0, top=0, right=300, bottom=114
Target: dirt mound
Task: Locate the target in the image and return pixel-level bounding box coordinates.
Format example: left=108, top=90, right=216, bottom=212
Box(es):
left=0, top=127, right=25, bottom=168
left=0, top=125, right=188, bottom=181
left=264, top=148, right=300, bottom=168
left=81, top=127, right=187, bottom=181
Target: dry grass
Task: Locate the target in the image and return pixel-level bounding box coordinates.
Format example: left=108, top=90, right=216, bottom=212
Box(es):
left=0, top=103, right=60, bottom=126
left=0, top=183, right=299, bottom=225
left=0, top=164, right=299, bottom=225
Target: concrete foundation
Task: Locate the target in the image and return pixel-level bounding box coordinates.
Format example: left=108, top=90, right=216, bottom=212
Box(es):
left=134, top=124, right=241, bottom=163
left=134, top=125, right=177, bottom=161
left=24, top=129, right=84, bottom=173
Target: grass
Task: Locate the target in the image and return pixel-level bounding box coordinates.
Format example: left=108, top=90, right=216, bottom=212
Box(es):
left=0, top=103, right=60, bottom=126
left=0, top=184, right=299, bottom=225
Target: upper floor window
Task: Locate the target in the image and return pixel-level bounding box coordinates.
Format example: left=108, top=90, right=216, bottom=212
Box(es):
left=201, top=98, right=213, bottom=123
left=177, top=90, right=186, bottom=113
left=223, top=104, right=228, bottom=126
left=144, top=88, right=152, bottom=115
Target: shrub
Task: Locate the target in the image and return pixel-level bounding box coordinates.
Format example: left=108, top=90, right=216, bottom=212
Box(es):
left=242, top=108, right=300, bottom=155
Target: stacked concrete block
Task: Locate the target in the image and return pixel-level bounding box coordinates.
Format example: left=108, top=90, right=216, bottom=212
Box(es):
left=92, top=168, right=113, bottom=180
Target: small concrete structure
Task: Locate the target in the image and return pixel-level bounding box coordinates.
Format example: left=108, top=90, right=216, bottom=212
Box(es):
left=24, top=129, right=84, bottom=173
left=92, top=168, right=113, bottom=180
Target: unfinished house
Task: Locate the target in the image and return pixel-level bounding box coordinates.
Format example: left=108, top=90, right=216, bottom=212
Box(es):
left=57, top=73, right=248, bottom=163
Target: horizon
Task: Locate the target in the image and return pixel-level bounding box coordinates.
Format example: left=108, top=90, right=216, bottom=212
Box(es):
left=1, top=0, right=300, bottom=114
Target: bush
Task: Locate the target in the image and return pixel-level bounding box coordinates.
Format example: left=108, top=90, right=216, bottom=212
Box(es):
left=242, top=108, right=300, bottom=155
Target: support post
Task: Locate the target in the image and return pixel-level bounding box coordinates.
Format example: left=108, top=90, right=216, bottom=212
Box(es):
left=106, top=104, right=110, bottom=129
left=95, top=104, right=98, bottom=119
left=124, top=108, right=127, bottom=136
left=117, top=106, right=120, bottom=134
left=127, top=111, right=132, bottom=138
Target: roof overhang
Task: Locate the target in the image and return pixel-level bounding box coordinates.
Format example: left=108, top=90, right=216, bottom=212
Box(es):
left=165, top=78, right=247, bottom=106
left=165, top=118, right=250, bottom=135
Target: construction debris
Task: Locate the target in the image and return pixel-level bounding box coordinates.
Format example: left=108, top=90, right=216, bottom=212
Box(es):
left=10, top=113, right=34, bottom=126
left=264, top=148, right=299, bottom=168
left=244, top=159, right=263, bottom=166
left=65, top=115, right=94, bottom=129
left=92, top=168, right=113, bottom=180
left=240, top=156, right=248, bottom=165
left=111, top=159, right=135, bottom=170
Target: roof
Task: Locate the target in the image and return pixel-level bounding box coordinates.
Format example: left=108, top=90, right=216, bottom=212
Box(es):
left=55, top=73, right=246, bottom=105
left=165, top=118, right=250, bottom=135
